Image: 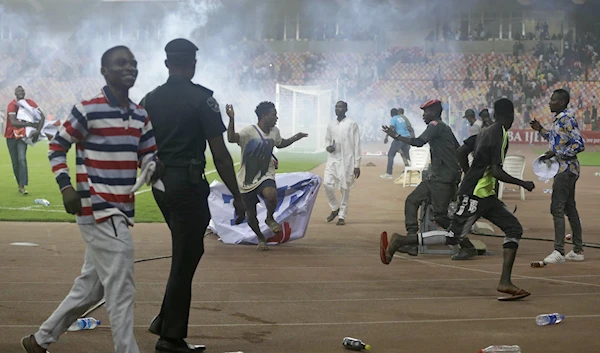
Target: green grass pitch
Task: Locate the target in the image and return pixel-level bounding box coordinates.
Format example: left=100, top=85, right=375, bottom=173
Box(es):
left=0, top=141, right=326, bottom=223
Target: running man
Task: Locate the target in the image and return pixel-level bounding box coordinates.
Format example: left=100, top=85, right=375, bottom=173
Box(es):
left=381, top=108, right=412, bottom=179
left=381, top=98, right=535, bottom=301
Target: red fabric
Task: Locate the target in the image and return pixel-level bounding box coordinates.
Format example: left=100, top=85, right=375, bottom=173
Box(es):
left=4, top=99, right=38, bottom=139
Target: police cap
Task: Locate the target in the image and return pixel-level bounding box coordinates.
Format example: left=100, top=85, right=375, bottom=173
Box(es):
left=165, top=38, right=198, bottom=57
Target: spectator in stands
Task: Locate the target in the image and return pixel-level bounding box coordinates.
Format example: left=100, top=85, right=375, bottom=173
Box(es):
left=5, top=86, right=41, bottom=195
left=381, top=108, right=412, bottom=179
left=382, top=99, right=461, bottom=252
left=530, top=89, right=585, bottom=264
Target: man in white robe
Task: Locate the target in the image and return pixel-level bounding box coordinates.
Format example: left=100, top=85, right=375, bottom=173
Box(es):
left=324, top=101, right=361, bottom=225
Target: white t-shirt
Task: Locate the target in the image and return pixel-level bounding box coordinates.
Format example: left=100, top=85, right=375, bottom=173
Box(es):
left=236, top=125, right=282, bottom=193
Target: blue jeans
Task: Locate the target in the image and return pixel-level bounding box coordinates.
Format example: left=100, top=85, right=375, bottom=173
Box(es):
left=386, top=140, right=410, bottom=175
left=6, top=138, right=28, bottom=186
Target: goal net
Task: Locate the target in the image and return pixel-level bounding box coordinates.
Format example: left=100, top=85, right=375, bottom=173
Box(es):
left=275, top=84, right=332, bottom=153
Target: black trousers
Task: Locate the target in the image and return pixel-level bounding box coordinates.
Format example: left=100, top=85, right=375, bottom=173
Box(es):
left=551, top=171, right=582, bottom=254
left=449, top=194, right=522, bottom=248
left=405, top=179, right=456, bottom=235
left=152, top=166, right=211, bottom=339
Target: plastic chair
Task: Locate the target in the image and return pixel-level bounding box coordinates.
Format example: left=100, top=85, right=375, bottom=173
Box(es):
left=403, top=147, right=430, bottom=187
left=498, top=155, right=526, bottom=201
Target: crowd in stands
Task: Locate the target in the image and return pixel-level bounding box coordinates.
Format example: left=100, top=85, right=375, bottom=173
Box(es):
left=3, top=32, right=600, bottom=145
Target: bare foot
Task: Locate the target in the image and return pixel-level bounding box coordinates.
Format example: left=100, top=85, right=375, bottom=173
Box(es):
left=256, top=241, right=269, bottom=251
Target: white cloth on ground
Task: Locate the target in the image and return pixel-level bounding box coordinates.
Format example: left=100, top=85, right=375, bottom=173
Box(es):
left=323, top=117, right=361, bottom=190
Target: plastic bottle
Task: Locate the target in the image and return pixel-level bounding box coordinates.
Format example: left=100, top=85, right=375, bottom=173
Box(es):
left=34, top=199, right=51, bottom=207
left=479, top=345, right=521, bottom=353
left=67, top=317, right=101, bottom=331
left=536, top=313, right=564, bottom=326
left=342, top=337, right=371, bottom=351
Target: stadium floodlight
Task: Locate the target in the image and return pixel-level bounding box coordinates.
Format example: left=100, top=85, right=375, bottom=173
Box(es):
left=275, top=84, right=332, bottom=153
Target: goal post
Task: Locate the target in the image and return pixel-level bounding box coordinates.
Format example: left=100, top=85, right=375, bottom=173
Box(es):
left=275, top=84, right=332, bottom=153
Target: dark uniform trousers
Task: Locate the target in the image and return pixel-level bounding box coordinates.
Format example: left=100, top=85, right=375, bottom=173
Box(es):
left=405, top=179, right=456, bottom=235
left=152, top=166, right=210, bottom=339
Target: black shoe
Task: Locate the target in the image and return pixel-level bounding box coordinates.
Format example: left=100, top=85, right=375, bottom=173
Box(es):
left=156, top=338, right=206, bottom=353
left=399, top=245, right=418, bottom=256
left=336, top=218, right=345, bottom=226
left=148, top=315, right=162, bottom=336
left=451, top=247, right=477, bottom=260
left=327, top=209, right=339, bottom=222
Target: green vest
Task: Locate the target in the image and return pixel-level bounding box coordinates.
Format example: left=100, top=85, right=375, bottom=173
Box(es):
left=473, top=127, right=507, bottom=198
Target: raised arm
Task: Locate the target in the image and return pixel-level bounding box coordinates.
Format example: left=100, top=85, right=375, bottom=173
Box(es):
left=278, top=132, right=308, bottom=148
left=226, top=104, right=240, bottom=144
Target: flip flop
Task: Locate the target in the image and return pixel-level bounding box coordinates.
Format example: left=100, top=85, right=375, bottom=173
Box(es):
left=380, top=231, right=391, bottom=265
left=265, top=219, right=282, bottom=233
left=497, top=288, right=531, bottom=301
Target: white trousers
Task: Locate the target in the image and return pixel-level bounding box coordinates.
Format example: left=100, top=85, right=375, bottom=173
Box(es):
left=324, top=186, right=350, bottom=219
left=34, top=216, right=139, bottom=353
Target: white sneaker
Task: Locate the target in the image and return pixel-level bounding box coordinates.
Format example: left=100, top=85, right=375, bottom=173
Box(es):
left=544, top=250, right=566, bottom=264
left=380, top=173, right=393, bottom=179
left=565, top=250, right=584, bottom=261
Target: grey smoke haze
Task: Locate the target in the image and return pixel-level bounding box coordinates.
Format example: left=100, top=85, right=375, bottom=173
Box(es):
left=1, top=0, right=580, bottom=141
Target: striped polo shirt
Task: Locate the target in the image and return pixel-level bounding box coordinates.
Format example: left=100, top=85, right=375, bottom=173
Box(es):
left=49, top=86, right=157, bottom=225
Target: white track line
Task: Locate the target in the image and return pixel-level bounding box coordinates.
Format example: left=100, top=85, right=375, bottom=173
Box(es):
left=393, top=254, right=600, bottom=288
left=2, top=314, right=600, bottom=328
left=1, top=291, right=598, bottom=304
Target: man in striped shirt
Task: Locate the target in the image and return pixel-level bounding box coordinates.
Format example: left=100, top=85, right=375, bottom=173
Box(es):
left=21, top=46, right=155, bottom=353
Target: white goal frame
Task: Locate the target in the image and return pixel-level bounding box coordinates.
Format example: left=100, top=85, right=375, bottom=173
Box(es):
left=275, top=83, right=332, bottom=153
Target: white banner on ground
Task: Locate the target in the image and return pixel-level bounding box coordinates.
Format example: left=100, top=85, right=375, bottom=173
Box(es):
left=208, top=172, right=322, bottom=245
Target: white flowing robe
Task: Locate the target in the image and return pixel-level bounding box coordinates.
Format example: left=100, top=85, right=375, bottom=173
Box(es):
left=324, top=117, right=362, bottom=190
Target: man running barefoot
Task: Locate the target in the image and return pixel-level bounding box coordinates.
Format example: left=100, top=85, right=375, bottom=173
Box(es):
left=227, top=102, right=307, bottom=250
left=380, top=98, right=535, bottom=301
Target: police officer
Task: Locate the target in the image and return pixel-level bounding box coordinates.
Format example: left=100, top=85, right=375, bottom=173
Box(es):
left=140, top=38, right=245, bottom=353
left=382, top=99, right=461, bottom=253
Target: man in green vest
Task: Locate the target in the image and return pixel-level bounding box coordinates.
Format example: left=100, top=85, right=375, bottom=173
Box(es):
left=380, top=98, right=536, bottom=301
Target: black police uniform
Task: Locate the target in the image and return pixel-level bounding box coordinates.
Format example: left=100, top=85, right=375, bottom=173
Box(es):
left=139, top=39, right=226, bottom=345
left=403, top=118, right=461, bottom=235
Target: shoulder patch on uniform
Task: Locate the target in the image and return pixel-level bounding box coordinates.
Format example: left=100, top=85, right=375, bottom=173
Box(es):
left=430, top=120, right=438, bottom=126
left=207, top=97, right=220, bottom=113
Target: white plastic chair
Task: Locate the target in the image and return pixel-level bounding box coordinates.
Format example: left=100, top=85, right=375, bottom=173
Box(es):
left=498, top=155, right=526, bottom=201
left=403, top=147, right=431, bottom=187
